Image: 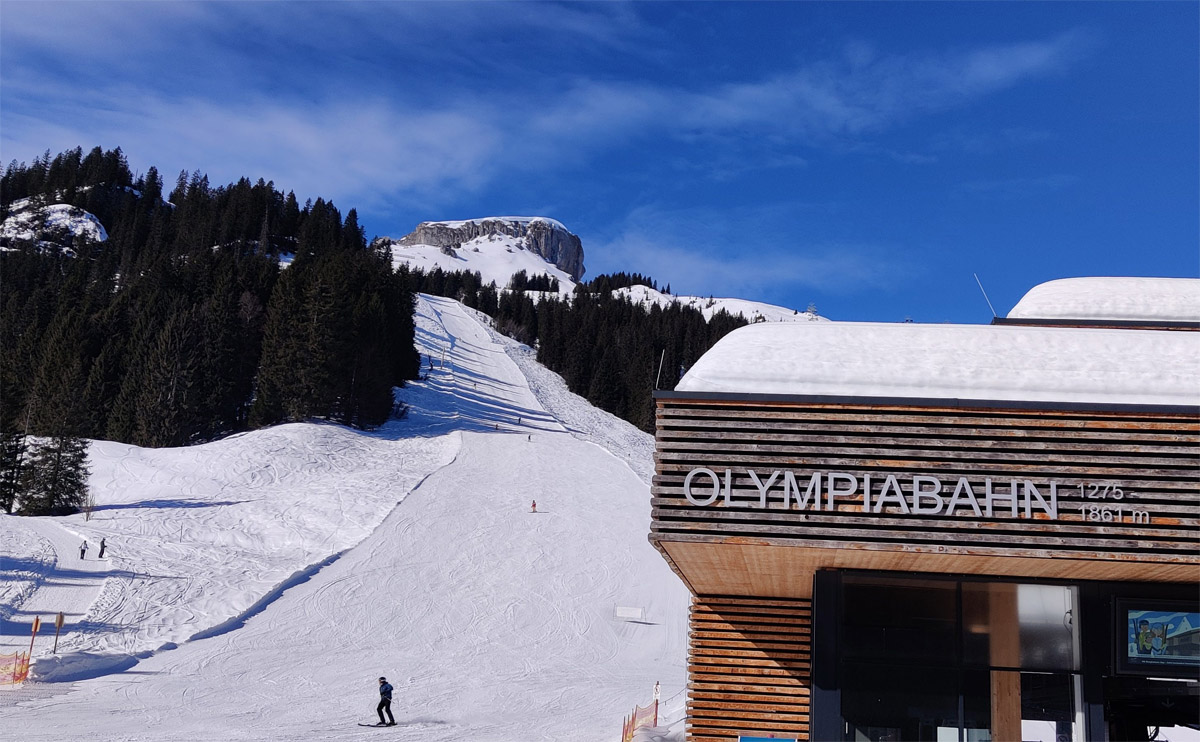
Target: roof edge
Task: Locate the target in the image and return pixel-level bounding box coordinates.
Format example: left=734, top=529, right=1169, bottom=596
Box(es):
left=653, top=390, right=1200, bottom=415
left=991, top=317, right=1200, bottom=330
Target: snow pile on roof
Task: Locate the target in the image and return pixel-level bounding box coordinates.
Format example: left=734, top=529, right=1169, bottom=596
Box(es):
left=677, top=321, right=1200, bottom=407
left=1008, top=277, right=1200, bottom=323
left=619, top=284, right=825, bottom=324
left=1, top=203, right=108, bottom=245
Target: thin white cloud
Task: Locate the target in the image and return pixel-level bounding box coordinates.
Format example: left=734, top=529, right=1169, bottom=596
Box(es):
left=588, top=205, right=905, bottom=303
left=0, top=88, right=503, bottom=213
left=1, top=9, right=1094, bottom=216
left=497, top=30, right=1093, bottom=155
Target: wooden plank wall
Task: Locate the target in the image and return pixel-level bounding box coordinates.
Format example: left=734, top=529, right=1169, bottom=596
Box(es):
left=653, top=400, right=1200, bottom=564
left=689, top=595, right=812, bottom=741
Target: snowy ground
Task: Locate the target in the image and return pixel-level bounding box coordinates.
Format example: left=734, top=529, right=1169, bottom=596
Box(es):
left=0, top=294, right=688, bottom=740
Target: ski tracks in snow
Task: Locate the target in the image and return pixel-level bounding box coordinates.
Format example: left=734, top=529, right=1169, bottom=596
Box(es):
left=0, top=518, right=110, bottom=658
left=3, top=294, right=687, bottom=741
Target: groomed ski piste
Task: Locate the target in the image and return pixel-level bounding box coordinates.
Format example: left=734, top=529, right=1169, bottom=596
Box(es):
left=0, top=294, right=689, bottom=741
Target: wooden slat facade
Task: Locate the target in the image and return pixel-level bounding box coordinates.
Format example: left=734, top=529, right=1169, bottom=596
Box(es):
left=652, top=395, right=1200, bottom=740
left=652, top=399, right=1200, bottom=567
left=688, top=596, right=812, bottom=742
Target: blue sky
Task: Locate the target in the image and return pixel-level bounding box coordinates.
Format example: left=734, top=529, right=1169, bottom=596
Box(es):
left=2, top=1, right=1196, bottom=322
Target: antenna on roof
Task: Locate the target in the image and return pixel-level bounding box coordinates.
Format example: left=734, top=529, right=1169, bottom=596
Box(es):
left=973, top=273, right=998, bottom=318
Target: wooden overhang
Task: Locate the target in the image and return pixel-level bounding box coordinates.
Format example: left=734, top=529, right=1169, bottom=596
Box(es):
left=650, top=392, right=1200, bottom=599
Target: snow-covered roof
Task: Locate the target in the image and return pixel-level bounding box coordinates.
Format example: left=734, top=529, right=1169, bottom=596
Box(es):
left=424, top=216, right=569, bottom=232
left=1008, top=277, right=1200, bottom=323
left=675, top=321, right=1200, bottom=407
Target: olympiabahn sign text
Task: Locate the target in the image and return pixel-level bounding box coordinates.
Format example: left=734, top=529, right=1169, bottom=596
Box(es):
left=681, top=468, right=1153, bottom=524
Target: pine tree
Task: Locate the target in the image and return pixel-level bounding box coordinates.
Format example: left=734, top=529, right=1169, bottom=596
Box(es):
left=18, top=435, right=89, bottom=515
left=4, top=145, right=421, bottom=444
left=131, top=307, right=203, bottom=447
left=0, top=428, right=26, bottom=514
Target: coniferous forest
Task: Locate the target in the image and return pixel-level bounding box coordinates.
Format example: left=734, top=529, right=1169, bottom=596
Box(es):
left=1, top=146, right=421, bottom=514
left=1, top=146, right=746, bottom=515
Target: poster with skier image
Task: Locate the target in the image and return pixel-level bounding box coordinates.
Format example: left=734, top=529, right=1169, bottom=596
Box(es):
left=1124, top=607, right=1200, bottom=673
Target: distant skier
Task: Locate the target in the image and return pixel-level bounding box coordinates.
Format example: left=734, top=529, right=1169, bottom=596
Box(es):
left=531, top=500, right=537, bottom=513
left=98, top=538, right=107, bottom=559
left=79, top=540, right=88, bottom=560
left=376, top=677, right=395, bottom=726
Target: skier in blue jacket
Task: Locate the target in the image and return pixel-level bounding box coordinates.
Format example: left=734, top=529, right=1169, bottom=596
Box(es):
left=376, top=677, right=395, bottom=726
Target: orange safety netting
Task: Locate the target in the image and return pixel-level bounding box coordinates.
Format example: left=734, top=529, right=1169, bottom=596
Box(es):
left=0, top=652, right=30, bottom=685
left=621, top=699, right=658, bottom=741
left=631, top=700, right=657, bottom=728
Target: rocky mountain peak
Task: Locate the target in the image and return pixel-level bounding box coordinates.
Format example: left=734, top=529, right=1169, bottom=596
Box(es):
left=395, top=217, right=585, bottom=280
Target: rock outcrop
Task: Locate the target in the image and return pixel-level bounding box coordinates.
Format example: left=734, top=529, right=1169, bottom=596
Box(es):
left=395, top=217, right=585, bottom=280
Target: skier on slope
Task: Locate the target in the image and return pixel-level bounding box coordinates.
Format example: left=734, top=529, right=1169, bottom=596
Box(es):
left=376, top=677, right=396, bottom=726
left=98, top=538, right=107, bottom=559
left=79, top=540, right=88, bottom=560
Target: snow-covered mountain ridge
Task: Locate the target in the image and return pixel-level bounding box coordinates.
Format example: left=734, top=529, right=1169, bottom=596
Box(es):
left=381, top=225, right=579, bottom=297
left=385, top=216, right=585, bottom=280
left=383, top=215, right=825, bottom=323
left=618, top=284, right=826, bottom=324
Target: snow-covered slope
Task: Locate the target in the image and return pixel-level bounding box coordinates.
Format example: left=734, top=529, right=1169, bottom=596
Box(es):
left=0, top=425, right=458, bottom=667
left=1, top=294, right=687, bottom=741
left=618, top=284, right=826, bottom=323
left=0, top=203, right=108, bottom=250
left=388, top=230, right=577, bottom=296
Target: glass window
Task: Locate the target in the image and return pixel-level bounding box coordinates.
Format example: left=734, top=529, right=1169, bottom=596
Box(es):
left=833, top=575, right=1084, bottom=742
left=962, top=583, right=1079, bottom=671
left=840, top=662, right=959, bottom=742
left=842, top=575, right=958, bottom=665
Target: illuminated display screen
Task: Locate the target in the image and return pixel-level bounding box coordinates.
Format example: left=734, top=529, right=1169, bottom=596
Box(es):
left=1125, top=608, right=1200, bottom=670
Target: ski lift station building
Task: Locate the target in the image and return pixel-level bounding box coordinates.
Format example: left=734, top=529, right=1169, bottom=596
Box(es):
left=649, top=277, right=1200, bottom=742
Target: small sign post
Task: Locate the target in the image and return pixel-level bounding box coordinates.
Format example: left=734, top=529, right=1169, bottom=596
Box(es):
left=52, top=612, right=65, bottom=654
left=28, top=616, right=40, bottom=660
